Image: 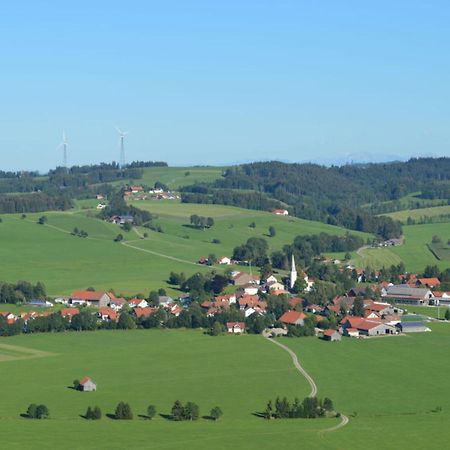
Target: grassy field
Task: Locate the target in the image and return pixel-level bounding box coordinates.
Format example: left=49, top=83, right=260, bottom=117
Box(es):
left=1, top=326, right=450, bottom=449
left=0, top=330, right=331, bottom=450
left=110, top=166, right=225, bottom=190
left=384, top=204, right=450, bottom=223
left=130, top=199, right=371, bottom=261
left=429, top=241, right=450, bottom=261
left=283, top=322, right=450, bottom=449
left=350, top=223, right=450, bottom=271
left=0, top=202, right=372, bottom=297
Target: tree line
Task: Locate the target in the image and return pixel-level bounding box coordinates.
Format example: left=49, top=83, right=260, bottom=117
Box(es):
left=263, top=396, right=336, bottom=419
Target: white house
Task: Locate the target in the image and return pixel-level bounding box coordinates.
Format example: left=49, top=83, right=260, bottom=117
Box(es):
left=128, top=298, right=149, bottom=309
left=227, top=322, right=246, bottom=334
left=218, top=256, right=231, bottom=265
left=272, top=209, right=289, bottom=216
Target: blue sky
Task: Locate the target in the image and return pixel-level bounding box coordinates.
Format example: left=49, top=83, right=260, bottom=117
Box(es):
left=0, top=0, right=449, bottom=171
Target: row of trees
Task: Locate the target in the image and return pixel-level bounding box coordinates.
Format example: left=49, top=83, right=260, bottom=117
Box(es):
left=189, top=214, right=214, bottom=229
left=263, top=396, right=335, bottom=419
left=0, top=280, right=46, bottom=304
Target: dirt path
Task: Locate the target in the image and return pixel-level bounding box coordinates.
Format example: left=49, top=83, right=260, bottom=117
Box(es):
left=264, top=335, right=317, bottom=397
left=263, top=334, right=349, bottom=432
left=121, top=240, right=205, bottom=267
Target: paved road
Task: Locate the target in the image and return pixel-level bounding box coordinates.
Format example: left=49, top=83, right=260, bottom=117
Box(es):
left=263, top=333, right=349, bottom=432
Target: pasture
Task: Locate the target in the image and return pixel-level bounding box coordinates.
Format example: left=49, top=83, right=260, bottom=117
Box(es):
left=384, top=204, right=450, bottom=223
left=1, top=326, right=450, bottom=449
left=111, top=166, right=225, bottom=190
left=0, top=202, right=371, bottom=297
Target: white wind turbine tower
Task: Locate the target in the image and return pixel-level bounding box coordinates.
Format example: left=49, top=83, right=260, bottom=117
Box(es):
left=57, top=130, right=68, bottom=170
left=116, top=126, right=129, bottom=169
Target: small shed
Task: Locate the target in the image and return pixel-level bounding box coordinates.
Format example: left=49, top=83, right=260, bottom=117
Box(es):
left=322, top=329, right=342, bottom=342
left=79, top=376, right=97, bottom=392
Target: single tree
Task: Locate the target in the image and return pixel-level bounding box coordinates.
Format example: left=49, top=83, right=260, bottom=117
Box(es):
left=445, top=309, right=450, bottom=321
left=171, top=400, right=184, bottom=421
left=93, top=406, right=102, bottom=420
left=210, top=406, right=223, bottom=421
left=114, top=234, right=124, bottom=242
left=115, top=401, right=133, bottom=420
left=35, top=404, right=49, bottom=419
left=147, top=405, right=156, bottom=420
left=268, top=226, right=276, bottom=237
left=26, top=403, right=38, bottom=419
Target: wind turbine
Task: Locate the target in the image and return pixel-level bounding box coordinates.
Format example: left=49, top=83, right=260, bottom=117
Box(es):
left=57, top=130, right=68, bottom=169
left=116, top=126, right=129, bottom=168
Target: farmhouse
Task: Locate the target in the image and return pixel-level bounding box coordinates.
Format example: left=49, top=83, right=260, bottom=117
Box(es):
left=271, top=209, right=289, bottom=216
left=218, top=256, right=231, bottom=265
left=128, top=298, right=149, bottom=308
left=97, top=307, right=118, bottom=322
left=232, top=272, right=260, bottom=286
left=70, top=290, right=111, bottom=308
left=134, top=307, right=158, bottom=319
left=341, top=316, right=397, bottom=336
left=79, top=377, right=97, bottom=392
left=279, top=310, right=307, bottom=326
left=416, top=278, right=440, bottom=289
left=227, top=322, right=246, bottom=334
left=60, top=308, right=80, bottom=320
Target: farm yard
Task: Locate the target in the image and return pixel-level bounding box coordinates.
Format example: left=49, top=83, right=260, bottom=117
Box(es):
left=0, top=326, right=450, bottom=449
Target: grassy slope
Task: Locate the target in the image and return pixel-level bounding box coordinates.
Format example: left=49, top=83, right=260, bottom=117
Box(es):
left=0, top=202, right=372, bottom=296
left=351, top=223, right=450, bottom=271
left=110, top=166, right=225, bottom=190
left=130, top=200, right=371, bottom=260
left=384, top=205, right=450, bottom=222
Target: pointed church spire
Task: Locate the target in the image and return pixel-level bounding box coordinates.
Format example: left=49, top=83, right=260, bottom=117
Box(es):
left=290, top=254, right=297, bottom=289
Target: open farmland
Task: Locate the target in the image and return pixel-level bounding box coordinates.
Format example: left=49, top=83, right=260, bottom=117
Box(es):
left=0, top=202, right=372, bottom=297
left=384, top=204, right=450, bottom=223
left=1, top=326, right=450, bottom=449
left=110, top=166, right=225, bottom=190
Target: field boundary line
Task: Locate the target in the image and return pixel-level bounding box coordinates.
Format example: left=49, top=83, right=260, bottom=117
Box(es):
left=263, top=335, right=349, bottom=433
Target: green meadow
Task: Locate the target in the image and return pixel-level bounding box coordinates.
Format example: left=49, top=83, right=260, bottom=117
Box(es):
left=385, top=204, right=450, bottom=223
left=0, top=202, right=371, bottom=297
left=351, top=223, right=450, bottom=272
left=1, top=326, right=450, bottom=449
left=111, top=166, right=225, bottom=190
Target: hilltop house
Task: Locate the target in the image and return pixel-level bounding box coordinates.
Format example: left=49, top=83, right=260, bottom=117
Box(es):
left=271, top=209, right=289, bottom=216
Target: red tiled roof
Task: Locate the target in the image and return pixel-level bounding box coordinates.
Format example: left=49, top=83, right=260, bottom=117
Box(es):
left=134, top=307, right=157, bottom=319
left=61, top=308, right=80, bottom=317
left=323, top=329, right=338, bottom=337
left=79, top=376, right=92, bottom=385
left=279, top=310, right=307, bottom=325
left=227, top=322, right=245, bottom=329
left=418, top=277, right=440, bottom=286
left=71, top=290, right=108, bottom=301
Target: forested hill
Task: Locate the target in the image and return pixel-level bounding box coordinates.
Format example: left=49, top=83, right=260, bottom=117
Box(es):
left=180, top=158, right=450, bottom=239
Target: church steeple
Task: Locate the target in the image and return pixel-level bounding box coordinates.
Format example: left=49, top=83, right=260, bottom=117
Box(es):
left=290, top=254, right=297, bottom=289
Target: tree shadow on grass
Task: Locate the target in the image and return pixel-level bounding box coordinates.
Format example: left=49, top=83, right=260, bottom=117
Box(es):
left=138, top=414, right=153, bottom=420
left=20, top=413, right=31, bottom=419
left=252, top=412, right=267, bottom=419
left=106, top=413, right=117, bottom=420
left=202, top=415, right=216, bottom=421
left=159, top=413, right=173, bottom=420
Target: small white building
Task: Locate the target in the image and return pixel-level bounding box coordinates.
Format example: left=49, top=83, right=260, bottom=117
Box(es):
left=227, top=322, right=246, bottom=334
left=218, top=256, right=231, bottom=265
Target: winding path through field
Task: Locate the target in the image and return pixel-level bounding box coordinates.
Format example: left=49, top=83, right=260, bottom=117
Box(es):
left=263, top=334, right=349, bottom=432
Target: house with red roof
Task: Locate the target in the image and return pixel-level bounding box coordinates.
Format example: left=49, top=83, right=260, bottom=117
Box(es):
left=271, top=209, right=289, bottom=216
left=98, top=307, right=118, bottom=322
left=322, top=329, right=341, bottom=341
left=279, top=310, right=307, bottom=326
left=133, top=307, right=158, bottom=319
left=128, top=298, right=148, bottom=309
left=78, top=376, right=97, bottom=392
left=60, top=308, right=80, bottom=320
left=227, top=322, right=246, bottom=334
left=416, top=278, right=441, bottom=289
left=70, top=290, right=111, bottom=308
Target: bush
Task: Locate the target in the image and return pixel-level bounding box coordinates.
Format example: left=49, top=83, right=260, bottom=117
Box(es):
left=26, top=403, right=49, bottom=419
left=115, top=402, right=133, bottom=420
left=210, top=406, right=223, bottom=421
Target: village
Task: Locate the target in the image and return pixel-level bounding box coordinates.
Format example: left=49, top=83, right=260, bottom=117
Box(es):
left=1, top=252, right=447, bottom=341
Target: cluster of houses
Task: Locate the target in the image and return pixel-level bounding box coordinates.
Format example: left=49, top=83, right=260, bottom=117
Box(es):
left=123, top=185, right=179, bottom=201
